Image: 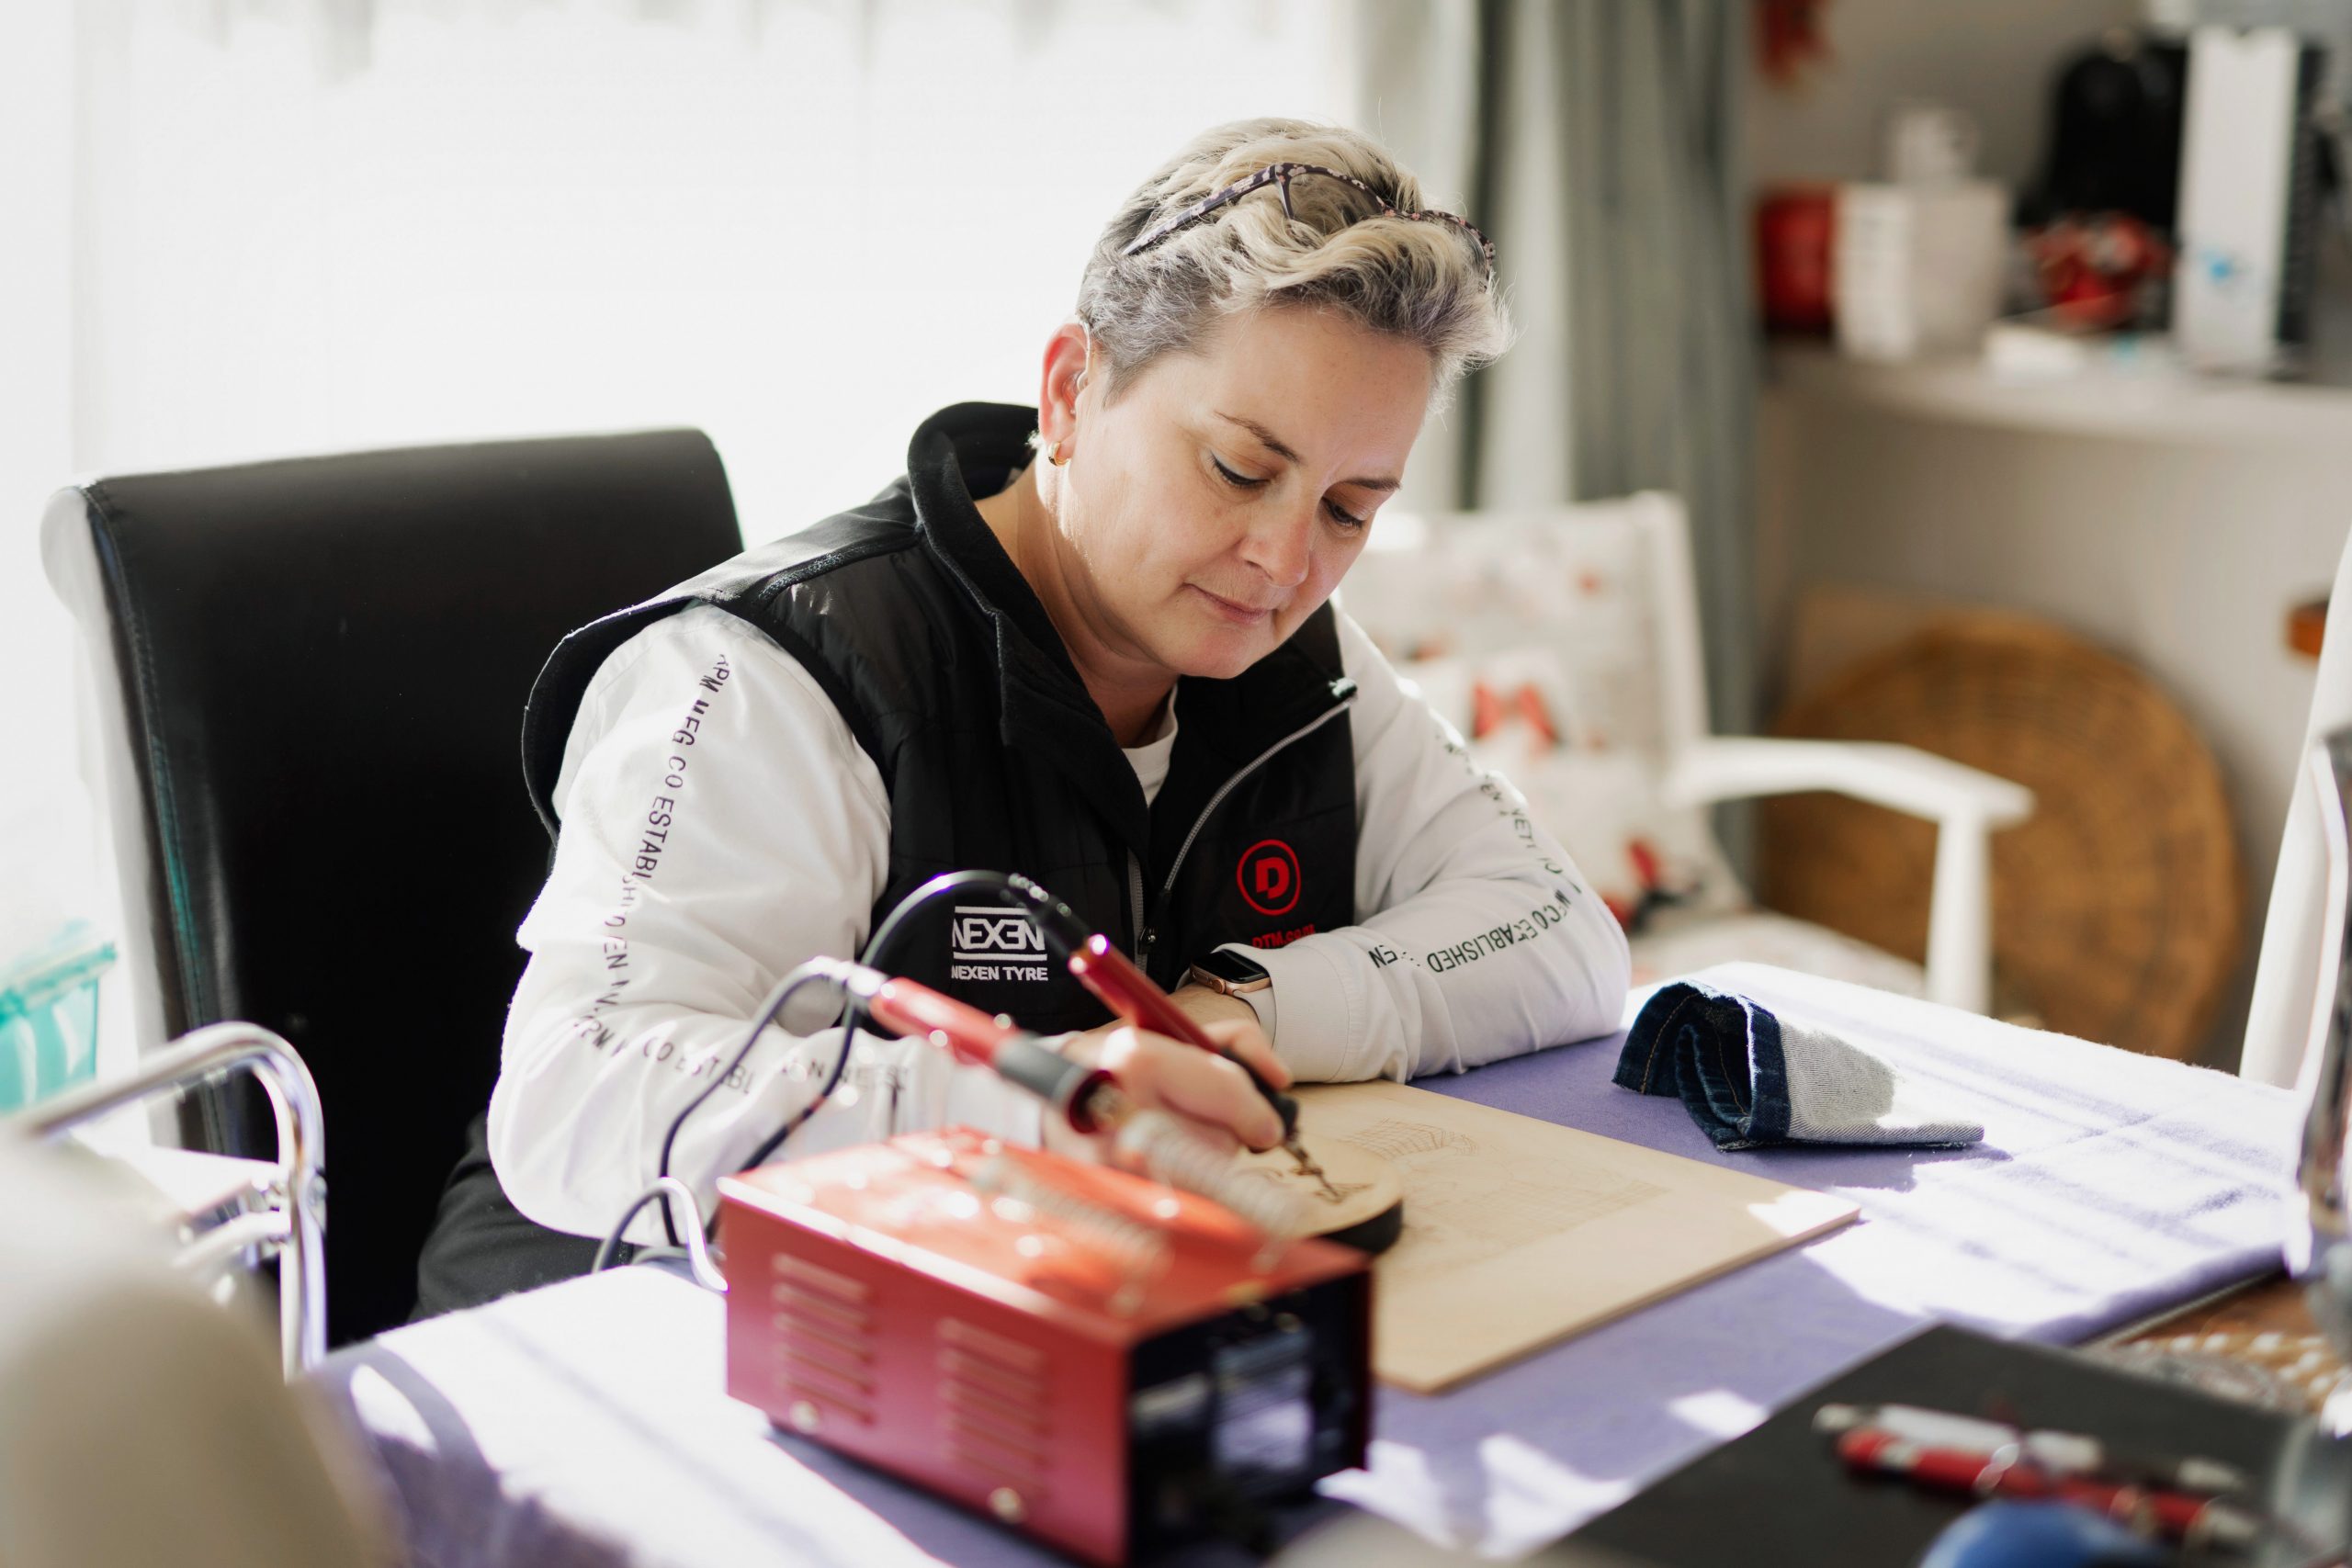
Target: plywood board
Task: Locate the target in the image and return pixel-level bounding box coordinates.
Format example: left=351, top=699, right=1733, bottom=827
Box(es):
left=1272, top=1081, right=1860, bottom=1393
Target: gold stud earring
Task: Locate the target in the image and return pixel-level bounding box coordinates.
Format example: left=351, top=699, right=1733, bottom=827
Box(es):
left=1046, top=440, right=1069, bottom=468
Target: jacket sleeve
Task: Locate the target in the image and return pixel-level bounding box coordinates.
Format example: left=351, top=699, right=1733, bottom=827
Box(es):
left=486, top=605, right=1044, bottom=1243
left=1232, top=609, right=1633, bottom=1083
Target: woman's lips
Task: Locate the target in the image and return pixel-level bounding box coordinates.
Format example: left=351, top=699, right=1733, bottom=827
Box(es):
left=1189, top=584, right=1277, bottom=626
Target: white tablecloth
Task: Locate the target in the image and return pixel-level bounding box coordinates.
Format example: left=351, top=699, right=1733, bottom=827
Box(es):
left=315, top=965, right=2301, bottom=1564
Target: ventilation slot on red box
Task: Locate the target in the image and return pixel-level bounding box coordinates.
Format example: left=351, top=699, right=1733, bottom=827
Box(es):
left=937, top=1318, right=1051, bottom=1493
left=772, top=1252, right=876, bottom=1424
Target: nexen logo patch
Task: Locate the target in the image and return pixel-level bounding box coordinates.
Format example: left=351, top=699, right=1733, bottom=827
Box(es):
left=949, top=906, right=1050, bottom=983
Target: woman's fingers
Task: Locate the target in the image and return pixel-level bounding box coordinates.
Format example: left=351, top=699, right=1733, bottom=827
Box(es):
left=1196, top=1016, right=1290, bottom=1092
left=1096, top=1026, right=1286, bottom=1150
left=1169, top=986, right=1292, bottom=1089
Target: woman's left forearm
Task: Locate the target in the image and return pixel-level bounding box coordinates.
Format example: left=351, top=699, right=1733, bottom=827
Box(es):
left=1240, top=863, right=1630, bottom=1083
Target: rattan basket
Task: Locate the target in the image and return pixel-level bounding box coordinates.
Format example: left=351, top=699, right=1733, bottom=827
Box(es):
left=1758, top=613, right=2242, bottom=1059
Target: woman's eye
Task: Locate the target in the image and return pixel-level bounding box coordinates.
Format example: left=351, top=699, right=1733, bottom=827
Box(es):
left=1210, top=453, right=1364, bottom=530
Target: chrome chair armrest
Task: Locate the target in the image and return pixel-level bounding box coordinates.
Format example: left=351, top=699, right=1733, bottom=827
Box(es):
left=17, top=1023, right=326, bottom=1378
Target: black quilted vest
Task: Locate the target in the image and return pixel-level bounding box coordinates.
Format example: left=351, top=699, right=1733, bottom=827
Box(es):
left=520, top=402, right=1361, bottom=1034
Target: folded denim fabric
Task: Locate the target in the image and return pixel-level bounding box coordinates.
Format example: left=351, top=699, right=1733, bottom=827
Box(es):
left=1613, top=980, right=1984, bottom=1151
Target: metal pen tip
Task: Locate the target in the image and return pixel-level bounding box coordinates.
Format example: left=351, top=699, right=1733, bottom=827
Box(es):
left=1288, top=1137, right=1343, bottom=1203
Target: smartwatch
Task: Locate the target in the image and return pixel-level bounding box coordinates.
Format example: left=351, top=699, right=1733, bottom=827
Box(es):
left=1188, top=948, right=1272, bottom=997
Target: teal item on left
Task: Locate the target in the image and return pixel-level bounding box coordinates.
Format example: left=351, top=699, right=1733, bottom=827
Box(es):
left=0, top=919, right=115, bottom=1113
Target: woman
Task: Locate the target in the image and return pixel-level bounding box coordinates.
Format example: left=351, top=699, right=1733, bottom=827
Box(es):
left=414, top=118, right=1632, bottom=1314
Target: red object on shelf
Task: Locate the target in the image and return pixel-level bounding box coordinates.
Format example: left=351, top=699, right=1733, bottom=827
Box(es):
left=1758, top=0, right=1834, bottom=85
left=1757, top=185, right=1837, bottom=334
left=2023, top=212, right=2171, bottom=330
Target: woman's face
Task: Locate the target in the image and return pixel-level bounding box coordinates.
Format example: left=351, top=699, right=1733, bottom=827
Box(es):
left=1052, top=307, right=1430, bottom=682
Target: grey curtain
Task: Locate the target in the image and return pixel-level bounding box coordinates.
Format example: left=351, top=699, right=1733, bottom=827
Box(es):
left=1359, top=0, right=1758, bottom=741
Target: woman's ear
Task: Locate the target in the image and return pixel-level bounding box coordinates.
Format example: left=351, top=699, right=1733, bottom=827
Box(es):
left=1037, top=319, right=1093, bottom=457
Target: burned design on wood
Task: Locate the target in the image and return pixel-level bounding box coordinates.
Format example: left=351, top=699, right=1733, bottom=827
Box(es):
left=1235, top=1165, right=1374, bottom=1206
left=1334, top=1119, right=1474, bottom=1162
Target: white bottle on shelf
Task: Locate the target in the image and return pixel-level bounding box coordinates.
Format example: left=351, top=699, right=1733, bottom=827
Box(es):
left=1836, top=102, right=2009, bottom=363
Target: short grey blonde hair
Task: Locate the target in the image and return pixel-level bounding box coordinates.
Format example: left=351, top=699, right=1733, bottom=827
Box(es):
left=1075, top=118, right=1511, bottom=407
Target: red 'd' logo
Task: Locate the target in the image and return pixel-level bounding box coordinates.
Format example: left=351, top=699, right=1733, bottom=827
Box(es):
left=1237, top=839, right=1303, bottom=917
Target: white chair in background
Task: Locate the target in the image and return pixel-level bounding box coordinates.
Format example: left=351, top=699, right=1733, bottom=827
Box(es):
left=1340, top=492, right=2034, bottom=1014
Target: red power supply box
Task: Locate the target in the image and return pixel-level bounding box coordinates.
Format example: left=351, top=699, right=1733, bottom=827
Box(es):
left=719, top=1128, right=1374, bottom=1565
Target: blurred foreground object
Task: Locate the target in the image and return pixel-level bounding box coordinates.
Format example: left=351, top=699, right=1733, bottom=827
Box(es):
left=1341, top=497, right=2030, bottom=1012
left=0, top=1130, right=388, bottom=1568
left=18, top=1021, right=327, bottom=1377
left=1763, top=609, right=2241, bottom=1059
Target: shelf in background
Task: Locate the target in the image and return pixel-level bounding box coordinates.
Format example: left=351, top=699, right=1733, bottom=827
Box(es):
left=1768, top=339, right=2352, bottom=448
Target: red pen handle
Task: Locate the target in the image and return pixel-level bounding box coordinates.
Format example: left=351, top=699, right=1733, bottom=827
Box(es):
left=1835, top=1430, right=2235, bottom=1544
left=1064, top=935, right=1301, bottom=1143
left=862, top=975, right=1118, bottom=1133
left=1066, top=935, right=1221, bottom=1050
left=864, top=977, right=1026, bottom=1066
left=996, top=877, right=1300, bottom=1140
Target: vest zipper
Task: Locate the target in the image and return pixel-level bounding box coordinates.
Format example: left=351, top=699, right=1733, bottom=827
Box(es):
left=1134, top=678, right=1358, bottom=970
left=1125, top=851, right=1147, bottom=952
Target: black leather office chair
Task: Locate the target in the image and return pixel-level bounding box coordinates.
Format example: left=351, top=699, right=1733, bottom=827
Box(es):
left=42, top=432, right=742, bottom=1346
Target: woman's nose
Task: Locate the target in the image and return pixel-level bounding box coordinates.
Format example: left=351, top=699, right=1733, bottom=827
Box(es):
left=1239, top=505, right=1314, bottom=589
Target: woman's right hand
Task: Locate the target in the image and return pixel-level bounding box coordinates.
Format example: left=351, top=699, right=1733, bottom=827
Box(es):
left=1040, top=1009, right=1288, bottom=1162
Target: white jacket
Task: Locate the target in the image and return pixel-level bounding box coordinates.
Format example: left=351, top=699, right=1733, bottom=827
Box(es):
left=488, top=602, right=1632, bottom=1242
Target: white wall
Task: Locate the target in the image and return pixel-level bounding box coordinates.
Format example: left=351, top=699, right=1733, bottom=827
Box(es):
left=4, top=0, right=1359, bottom=1027
left=0, top=3, right=94, bottom=955
left=67, top=1, right=1356, bottom=540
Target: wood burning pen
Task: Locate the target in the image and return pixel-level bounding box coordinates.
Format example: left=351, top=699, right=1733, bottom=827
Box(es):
left=1003, top=875, right=1343, bottom=1201
left=825, top=959, right=1309, bottom=1238
left=1826, top=1423, right=2264, bottom=1552
left=1815, top=1404, right=2253, bottom=1498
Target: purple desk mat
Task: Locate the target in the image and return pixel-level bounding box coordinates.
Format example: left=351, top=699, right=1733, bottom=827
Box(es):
left=316, top=965, right=2300, bottom=1564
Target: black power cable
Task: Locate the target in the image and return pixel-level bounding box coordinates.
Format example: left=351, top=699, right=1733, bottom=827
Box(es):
left=593, top=960, right=850, bottom=1261
left=605, top=871, right=1033, bottom=1265
left=650, top=959, right=852, bottom=1246
left=734, top=871, right=1023, bottom=1176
